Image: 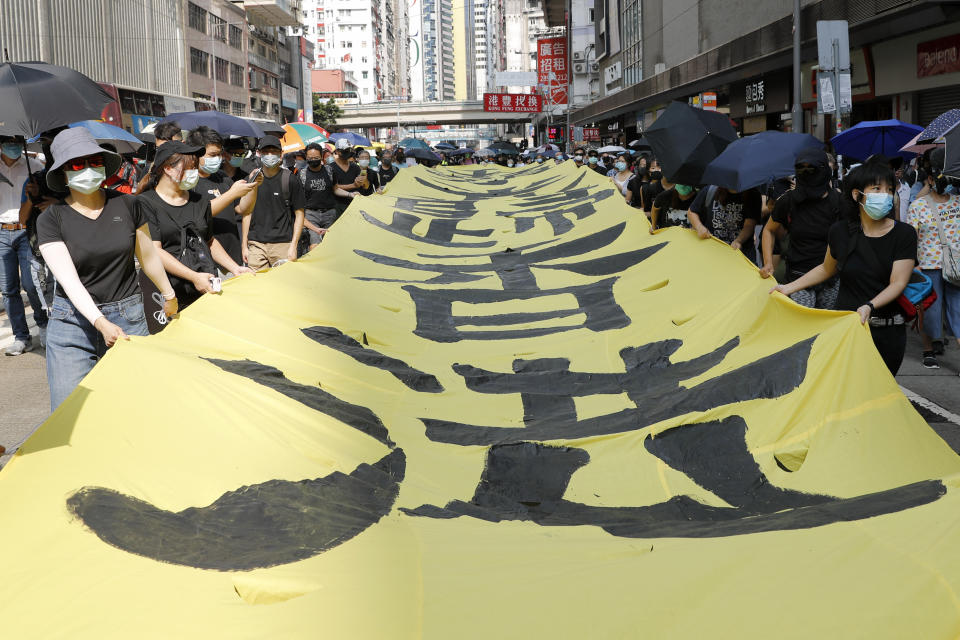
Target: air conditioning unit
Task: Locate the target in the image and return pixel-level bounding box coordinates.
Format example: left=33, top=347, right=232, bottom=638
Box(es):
left=573, top=51, right=584, bottom=62
left=573, top=62, right=586, bottom=75
left=589, top=62, right=600, bottom=73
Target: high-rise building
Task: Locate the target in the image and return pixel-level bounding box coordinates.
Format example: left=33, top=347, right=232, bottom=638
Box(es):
left=452, top=0, right=476, bottom=100
left=503, top=0, right=548, bottom=94
left=473, top=0, right=506, bottom=98
left=411, top=0, right=454, bottom=101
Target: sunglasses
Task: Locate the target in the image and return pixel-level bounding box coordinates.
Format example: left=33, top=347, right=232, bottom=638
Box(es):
left=67, top=155, right=105, bottom=172
left=795, top=165, right=817, bottom=176
left=229, top=151, right=246, bottom=157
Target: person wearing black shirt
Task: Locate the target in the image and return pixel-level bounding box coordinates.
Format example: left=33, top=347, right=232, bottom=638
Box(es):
left=37, top=128, right=177, bottom=410
left=331, top=138, right=364, bottom=213
left=301, top=142, right=352, bottom=249
left=771, top=162, right=917, bottom=375
left=136, top=141, right=252, bottom=308
left=761, top=149, right=843, bottom=309
left=688, top=186, right=762, bottom=259
left=586, top=149, right=606, bottom=175
left=354, top=149, right=376, bottom=196
left=373, top=150, right=400, bottom=192
left=242, top=135, right=306, bottom=269
left=185, top=127, right=259, bottom=266
left=651, top=185, right=697, bottom=230
left=639, top=170, right=666, bottom=216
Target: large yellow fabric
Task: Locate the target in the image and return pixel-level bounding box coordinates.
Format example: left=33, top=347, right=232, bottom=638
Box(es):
left=2, top=163, right=960, bottom=639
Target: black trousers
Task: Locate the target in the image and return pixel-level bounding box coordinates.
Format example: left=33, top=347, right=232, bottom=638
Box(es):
left=871, top=324, right=907, bottom=376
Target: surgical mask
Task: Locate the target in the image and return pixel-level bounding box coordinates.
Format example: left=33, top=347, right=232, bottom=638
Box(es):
left=325, top=156, right=335, bottom=164
left=65, top=166, right=106, bottom=194
left=574, top=155, right=583, bottom=162
left=307, top=158, right=323, bottom=168
left=536, top=158, right=544, bottom=164
left=588, top=157, right=598, bottom=164
left=369, top=157, right=378, bottom=169
left=295, top=160, right=307, bottom=170
left=1, top=143, right=22, bottom=160
left=862, top=192, right=894, bottom=219
left=675, top=184, right=693, bottom=196
left=260, top=153, right=281, bottom=168
left=200, top=156, right=222, bottom=174
left=358, top=159, right=370, bottom=168
left=615, top=162, right=627, bottom=172
left=229, top=155, right=244, bottom=168
left=178, top=169, right=199, bottom=191
left=381, top=159, right=392, bottom=167
left=508, top=161, right=515, bottom=167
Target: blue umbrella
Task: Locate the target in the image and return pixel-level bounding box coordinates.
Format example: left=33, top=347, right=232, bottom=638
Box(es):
left=449, top=147, right=474, bottom=157
left=917, top=109, right=960, bottom=144
left=68, top=120, right=145, bottom=154
left=830, top=119, right=923, bottom=161
left=399, top=137, right=430, bottom=149
left=160, top=110, right=264, bottom=137
left=700, top=131, right=823, bottom=192
left=434, top=142, right=457, bottom=150
left=329, top=132, right=372, bottom=146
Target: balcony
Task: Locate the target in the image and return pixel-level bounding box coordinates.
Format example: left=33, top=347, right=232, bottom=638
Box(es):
left=241, top=0, right=300, bottom=27
left=248, top=51, right=280, bottom=74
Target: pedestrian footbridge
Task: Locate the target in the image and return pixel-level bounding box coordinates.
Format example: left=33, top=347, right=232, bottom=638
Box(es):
left=337, top=101, right=537, bottom=128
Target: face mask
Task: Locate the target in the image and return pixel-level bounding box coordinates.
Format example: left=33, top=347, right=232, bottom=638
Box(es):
left=229, top=155, right=244, bottom=168
left=508, top=162, right=515, bottom=167
left=588, top=157, right=598, bottom=164
left=307, top=158, right=323, bottom=168
left=260, top=153, right=281, bottom=168
left=369, top=157, right=379, bottom=169
left=536, top=158, right=544, bottom=164
left=295, top=160, right=307, bottom=170
left=615, top=162, right=627, bottom=172
left=358, top=159, right=370, bottom=168
left=1, top=143, right=22, bottom=160
left=574, top=155, right=583, bottom=162
left=675, top=184, right=693, bottom=196
left=381, top=159, right=392, bottom=167
left=325, top=156, right=335, bottom=164
left=178, top=169, right=199, bottom=191
left=201, top=156, right=222, bottom=174
left=65, top=166, right=106, bottom=194
left=862, top=192, right=893, bottom=219
left=650, top=171, right=662, bottom=181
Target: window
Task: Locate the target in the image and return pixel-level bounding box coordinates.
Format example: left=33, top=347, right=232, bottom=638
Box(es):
left=272, top=103, right=279, bottom=114
left=210, top=15, right=226, bottom=42
left=188, top=2, right=207, bottom=34
left=260, top=99, right=267, bottom=112
left=345, top=41, right=353, bottom=48
left=215, top=57, right=229, bottom=83
left=362, top=71, right=368, bottom=79
left=231, top=63, right=244, bottom=87
left=229, top=24, right=243, bottom=49
left=217, top=98, right=231, bottom=112
left=270, top=77, right=278, bottom=89
left=232, top=101, right=245, bottom=117
left=190, top=47, right=209, bottom=76
left=363, top=87, right=368, bottom=94
left=250, top=96, right=257, bottom=109
left=361, top=56, right=367, bottom=63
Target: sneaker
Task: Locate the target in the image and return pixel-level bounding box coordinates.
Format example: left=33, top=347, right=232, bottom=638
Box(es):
left=38, top=325, right=46, bottom=348
left=932, top=340, right=945, bottom=356
left=922, top=352, right=940, bottom=369
left=4, top=338, right=33, bottom=356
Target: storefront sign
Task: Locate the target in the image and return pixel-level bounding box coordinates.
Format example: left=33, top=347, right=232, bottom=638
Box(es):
left=583, top=127, right=600, bottom=141
left=918, top=34, right=960, bottom=78
left=281, top=83, right=298, bottom=109
left=731, top=72, right=791, bottom=118
left=745, top=80, right=765, bottom=114
left=702, top=91, right=718, bottom=111
left=537, top=37, right=568, bottom=105
left=483, top=93, right=543, bottom=112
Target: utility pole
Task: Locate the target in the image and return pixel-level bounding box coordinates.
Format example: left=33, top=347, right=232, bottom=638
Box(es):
left=791, top=0, right=803, bottom=132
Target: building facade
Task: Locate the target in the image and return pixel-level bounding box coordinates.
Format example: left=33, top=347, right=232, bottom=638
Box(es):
left=185, top=0, right=250, bottom=116
left=411, top=0, right=455, bottom=101
left=300, top=0, right=381, bottom=103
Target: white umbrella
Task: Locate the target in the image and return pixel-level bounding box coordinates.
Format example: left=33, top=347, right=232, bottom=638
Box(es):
left=598, top=145, right=627, bottom=153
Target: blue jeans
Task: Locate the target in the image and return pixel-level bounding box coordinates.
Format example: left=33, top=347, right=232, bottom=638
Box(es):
left=921, top=268, right=960, bottom=341
left=0, top=228, right=48, bottom=341
left=46, top=292, right=148, bottom=411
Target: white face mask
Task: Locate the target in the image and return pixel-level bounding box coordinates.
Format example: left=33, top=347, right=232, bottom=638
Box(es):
left=201, top=156, right=222, bottom=174
left=178, top=169, right=200, bottom=191
left=65, top=166, right=106, bottom=194
left=260, top=153, right=281, bottom=168
left=358, top=159, right=370, bottom=168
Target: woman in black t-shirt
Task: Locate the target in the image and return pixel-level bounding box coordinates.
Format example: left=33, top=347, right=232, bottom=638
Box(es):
left=37, top=128, right=178, bottom=410
left=771, top=162, right=917, bottom=375
left=651, top=184, right=696, bottom=231
left=135, top=141, right=252, bottom=310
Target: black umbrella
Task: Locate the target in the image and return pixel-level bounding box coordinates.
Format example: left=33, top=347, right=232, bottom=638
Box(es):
left=0, top=62, right=114, bottom=137
left=405, top=147, right=442, bottom=162
left=628, top=137, right=652, bottom=151
left=160, top=110, right=265, bottom=137
left=645, top=101, right=738, bottom=185
left=942, top=126, right=960, bottom=178
left=449, top=147, right=474, bottom=156
left=488, top=141, right=519, bottom=155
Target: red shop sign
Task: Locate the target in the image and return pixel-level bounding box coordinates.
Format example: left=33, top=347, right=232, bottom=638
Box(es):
left=483, top=93, right=543, bottom=112
left=918, top=33, right=960, bottom=78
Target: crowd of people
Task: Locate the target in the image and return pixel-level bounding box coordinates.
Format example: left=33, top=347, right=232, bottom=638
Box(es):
left=0, top=126, right=955, bottom=412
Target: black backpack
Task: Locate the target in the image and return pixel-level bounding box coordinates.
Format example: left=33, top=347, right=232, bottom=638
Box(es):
left=158, top=203, right=217, bottom=296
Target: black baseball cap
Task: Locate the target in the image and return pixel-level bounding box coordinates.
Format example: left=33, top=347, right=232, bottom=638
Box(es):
left=153, top=140, right=203, bottom=168
left=258, top=135, right=282, bottom=150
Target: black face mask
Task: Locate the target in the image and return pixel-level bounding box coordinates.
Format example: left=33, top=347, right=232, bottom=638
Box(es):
left=307, top=158, right=323, bottom=168
left=381, top=159, right=392, bottom=167
left=792, top=149, right=831, bottom=202
left=650, top=171, right=662, bottom=182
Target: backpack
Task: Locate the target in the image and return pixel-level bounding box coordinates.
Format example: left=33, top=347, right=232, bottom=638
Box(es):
left=279, top=167, right=311, bottom=258
left=157, top=201, right=217, bottom=296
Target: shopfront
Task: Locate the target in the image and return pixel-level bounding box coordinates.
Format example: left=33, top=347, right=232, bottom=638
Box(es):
left=729, top=71, right=791, bottom=134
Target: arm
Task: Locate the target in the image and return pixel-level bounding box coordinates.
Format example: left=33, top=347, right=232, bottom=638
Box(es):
left=732, top=219, right=757, bottom=251
left=336, top=186, right=358, bottom=200
left=209, top=180, right=256, bottom=216
left=287, top=209, right=305, bottom=261
left=855, top=259, right=914, bottom=323
left=686, top=211, right=711, bottom=239
left=39, top=242, right=128, bottom=346
left=152, top=240, right=214, bottom=294
left=760, top=218, right=782, bottom=277
left=650, top=204, right=661, bottom=232
left=625, top=188, right=633, bottom=205
left=209, top=237, right=251, bottom=276
left=771, top=246, right=839, bottom=296
left=134, top=224, right=178, bottom=318
left=240, top=212, right=251, bottom=265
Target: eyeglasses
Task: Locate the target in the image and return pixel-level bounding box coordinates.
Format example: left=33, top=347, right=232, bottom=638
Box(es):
left=795, top=165, right=817, bottom=176
left=66, top=155, right=105, bottom=172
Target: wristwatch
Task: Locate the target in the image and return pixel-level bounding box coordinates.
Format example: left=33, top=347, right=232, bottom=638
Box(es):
left=866, top=301, right=876, bottom=312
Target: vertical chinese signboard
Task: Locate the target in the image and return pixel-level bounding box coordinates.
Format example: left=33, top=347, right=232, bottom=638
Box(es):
left=537, top=37, right=568, bottom=106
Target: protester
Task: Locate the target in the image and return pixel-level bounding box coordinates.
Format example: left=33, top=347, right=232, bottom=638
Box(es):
left=771, top=162, right=917, bottom=375
left=640, top=166, right=667, bottom=216
left=624, top=167, right=647, bottom=209
left=373, top=150, right=400, bottom=192
left=609, top=153, right=633, bottom=196
left=185, top=127, right=259, bottom=267
left=300, top=142, right=352, bottom=249
left=651, top=183, right=697, bottom=230
left=100, top=144, right=138, bottom=194
left=153, top=121, right=182, bottom=146
left=353, top=149, right=376, bottom=196
left=331, top=138, right=363, bottom=214
left=587, top=149, right=606, bottom=175
left=241, top=135, right=306, bottom=270
left=0, top=135, right=48, bottom=355
left=688, top=186, right=762, bottom=258
left=906, top=149, right=960, bottom=369
left=37, top=128, right=176, bottom=409
left=573, top=150, right=585, bottom=168
left=760, top=149, right=843, bottom=309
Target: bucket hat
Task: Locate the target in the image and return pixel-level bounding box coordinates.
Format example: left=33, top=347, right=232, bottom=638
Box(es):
left=47, top=128, right=122, bottom=192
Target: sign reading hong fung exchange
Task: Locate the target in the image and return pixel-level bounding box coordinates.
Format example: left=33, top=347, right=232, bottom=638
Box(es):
left=483, top=93, right=543, bottom=113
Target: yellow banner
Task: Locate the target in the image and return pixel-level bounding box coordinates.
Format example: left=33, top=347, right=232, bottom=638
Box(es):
left=2, top=162, right=960, bottom=638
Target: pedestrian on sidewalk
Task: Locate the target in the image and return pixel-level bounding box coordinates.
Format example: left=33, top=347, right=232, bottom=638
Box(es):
left=906, top=149, right=960, bottom=369
left=0, top=135, right=48, bottom=355
left=37, top=128, right=177, bottom=410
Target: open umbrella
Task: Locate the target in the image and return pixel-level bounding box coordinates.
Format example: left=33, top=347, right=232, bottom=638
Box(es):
left=330, top=132, right=371, bottom=146
left=160, top=111, right=265, bottom=137
left=0, top=62, right=115, bottom=138
left=598, top=145, right=627, bottom=153
left=917, top=109, right=960, bottom=144
left=628, top=137, right=652, bottom=151
left=900, top=131, right=940, bottom=155
left=405, top=147, right=441, bottom=163
left=434, top=142, right=457, bottom=150
left=941, top=126, right=960, bottom=178
left=473, top=148, right=496, bottom=158
left=830, top=119, right=922, bottom=161
left=535, top=143, right=560, bottom=153
left=487, top=141, right=518, bottom=154
left=67, top=120, right=144, bottom=154
left=243, top=118, right=285, bottom=136
left=399, top=137, right=430, bottom=149
left=449, top=147, right=474, bottom=157
left=280, top=122, right=328, bottom=153
left=645, top=101, right=738, bottom=185
left=700, top=131, right=824, bottom=192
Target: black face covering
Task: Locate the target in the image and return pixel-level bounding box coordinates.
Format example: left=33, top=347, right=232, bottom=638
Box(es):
left=650, top=171, right=662, bottom=182
left=793, top=149, right=831, bottom=202
left=307, top=158, right=323, bottom=168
